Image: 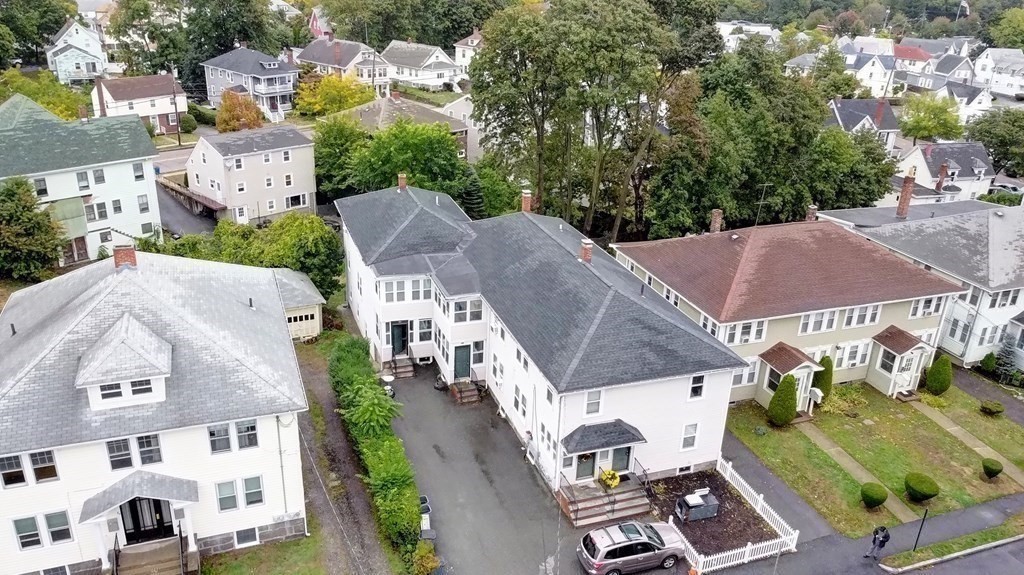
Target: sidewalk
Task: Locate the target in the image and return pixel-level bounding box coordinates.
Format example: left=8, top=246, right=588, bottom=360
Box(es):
left=797, top=422, right=919, bottom=523
left=912, top=401, right=1024, bottom=487
left=723, top=492, right=1024, bottom=575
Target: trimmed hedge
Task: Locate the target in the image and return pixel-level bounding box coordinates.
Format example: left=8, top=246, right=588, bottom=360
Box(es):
left=926, top=355, right=953, bottom=396
left=861, top=482, right=888, bottom=509
left=983, top=458, right=1004, bottom=479
left=178, top=113, right=198, bottom=134
left=905, top=472, right=940, bottom=502
left=328, top=337, right=421, bottom=551
left=813, top=355, right=834, bottom=402
left=768, top=374, right=798, bottom=426
left=980, top=352, right=997, bottom=374
left=981, top=400, right=1005, bottom=416
left=187, top=102, right=217, bottom=126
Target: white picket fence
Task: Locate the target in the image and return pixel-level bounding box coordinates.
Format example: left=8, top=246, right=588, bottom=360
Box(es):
left=667, top=456, right=800, bottom=573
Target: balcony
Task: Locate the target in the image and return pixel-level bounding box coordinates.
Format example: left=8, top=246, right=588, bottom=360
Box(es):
left=252, top=82, right=294, bottom=95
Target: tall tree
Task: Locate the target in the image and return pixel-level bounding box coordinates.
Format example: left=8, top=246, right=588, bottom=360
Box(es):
left=460, top=167, right=487, bottom=220
left=0, top=178, right=64, bottom=280
left=0, top=0, right=74, bottom=62
left=346, top=119, right=465, bottom=193
left=0, top=68, right=90, bottom=120
left=182, top=0, right=275, bottom=92
left=813, top=45, right=861, bottom=100
left=899, top=93, right=963, bottom=143
left=991, top=7, right=1024, bottom=47
left=295, top=73, right=375, bottom=116
left=966, top=107, right=1024, bottom=174
left=0, top=24, right=15, bottom=68
left=470, top=3, right=565, bottom=214
left=215, top=91, right=266, bottom=132
left=314, top=116, right=369, bottom=199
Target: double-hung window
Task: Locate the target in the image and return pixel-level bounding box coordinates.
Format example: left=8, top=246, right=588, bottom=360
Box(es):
left=138, top=194, right=150, bottom=214
left=689, top=375, right=704, bottom=399
left=472, top=341, right=484, bottom=364
left=33, top=178, right=47, bottom=197
left=283, top=150, right=292, bottom=162
left=879, top=349, right=896, bottom=374
left=100, top=383, right=122, bottom=399
left=585, top=390, right=602, bottom=415
left=209, top=424, right=231, bottom=453
left=1, top=455, right=25, bottom=486
left=724, top=321, right=765, bottom=345
left=30, top=451, right=57, bottom=482
left=13, top=517, right=41, bottom=549
left=454, top=301, right=468, bottom=322
left=910, top=297, right=943, bottom=318
left=107, top=439, right=133, bottom=470
left=45, top=511, right=72, bottom=544
left=244, top=476, right=264, bottom=506
left=681, top=423, right=698, bottom=450
left=843, top=305, right=879, bottom=328
left=216, top=481, right=238, bottom=511
left=418, top=319, right=431, bottom=342
left=234, top=157, right=244, bottom=170
left=93, top=169, right=105, bottom=184
left=137, top=435, right=162, bottom=465
left=469, top=299, right=483, bottom=321
left=800, top=310, right=837, bottom=335
left=700, top=314, right=719, bottom=337
left=77, top=171, right=90, bottom=191
left=130, top=379, right=153, bottom=395
left=411, top=279, right=432, bottom=300
left=990, top=289, right=1021, bottom=308
left=835, top=341, right=871, bottom=368
left=132, top=162, right=144, bottom=181
left=236, top=420, right=258, bottom=449
left=766, top=368, right=781, bottom=392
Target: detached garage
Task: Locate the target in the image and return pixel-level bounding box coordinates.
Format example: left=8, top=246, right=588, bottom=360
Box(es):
left=274, top=268, right=326, bottom=340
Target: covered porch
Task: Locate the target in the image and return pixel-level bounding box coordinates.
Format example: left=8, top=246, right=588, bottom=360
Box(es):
left=757, top=342, right=825, bottom=418
left=78, top=470, right=200, bottom=573
left=866, top=324, right=933, bottom=400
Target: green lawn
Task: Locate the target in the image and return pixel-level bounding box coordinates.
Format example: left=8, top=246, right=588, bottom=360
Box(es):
left=152, top=133, right=199, bottom=148
left=200, top=512, right=325, bottom=575
left=815, top=384, right=1020, bottom=515
left=727, top=402, right=898, bottom=537
left=934, top=386, right=1024, bottom=469
left=882, top=511, right=1024, bottom=568
left=398, top=86, right=463, bottom=106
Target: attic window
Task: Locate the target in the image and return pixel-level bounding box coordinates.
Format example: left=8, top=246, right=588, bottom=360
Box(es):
left=262, top=61, right=279, bottom=69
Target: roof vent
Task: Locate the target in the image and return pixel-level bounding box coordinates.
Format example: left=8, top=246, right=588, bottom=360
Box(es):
left=248, top=297, right=255, bottom=310
left=996, top=210, right=1005, bottom=217
left=9, top=323, right=15, bottom=337
left=730, top=233, right=740, bottom=240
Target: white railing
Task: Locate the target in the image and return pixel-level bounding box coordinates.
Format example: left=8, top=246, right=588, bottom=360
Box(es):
left=666, top=456, right=799, bottom=573
left=253, top=82, right=294, bottom=95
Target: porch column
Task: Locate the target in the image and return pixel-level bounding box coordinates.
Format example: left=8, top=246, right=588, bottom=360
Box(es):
left=93, top=521, right=110, bottom=569
left=184, top=506, right=197, bottom=551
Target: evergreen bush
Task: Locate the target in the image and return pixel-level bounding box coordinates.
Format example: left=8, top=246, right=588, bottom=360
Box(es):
left=905, top=472, right=940, bottom=502
left=980, top=352, right=997, bottom=374
left=983, top=458, right=1004, bottom=479
left=926, top=355, right=953, bottom=396
left=861, top=482, right=888, bottom=509
left=767, top=374, right=798, bottom=426
left=178, top=113, right=198, bottom=134
left=813, top=355, right=834, bottom=402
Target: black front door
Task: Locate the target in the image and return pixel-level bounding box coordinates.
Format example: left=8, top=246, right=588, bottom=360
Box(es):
left=391, top=322, right=409, bottom=357
left=454, top=345, right=471, bottom=379
left=120, top=498, right=174, bottom=545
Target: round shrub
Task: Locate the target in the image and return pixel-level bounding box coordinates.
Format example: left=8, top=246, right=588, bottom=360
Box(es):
left=926, top=355, right=953, bottom=396
left=980, top=400, right=1005, bottom=416
left=861, top=482, right=888, bottom=509
left=178, top=112, right=198, bottom=134
left=980, top=352, right=997, bottom=374
left=983, top=458, right=1004, bottom=479
left=905, top=472, right=940, bottom=502
left=768, top=374, right=799, bottom=426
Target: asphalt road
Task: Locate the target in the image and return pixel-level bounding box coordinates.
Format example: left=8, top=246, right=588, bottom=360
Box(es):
left=156, top=184, right=215, bottom=236
left=154, top=146, right=194, bottom=174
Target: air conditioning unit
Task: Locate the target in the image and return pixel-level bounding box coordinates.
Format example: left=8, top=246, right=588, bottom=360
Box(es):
left=740, top=337, right=751, bottom=344
left=490, top=321, right=499, bottom=334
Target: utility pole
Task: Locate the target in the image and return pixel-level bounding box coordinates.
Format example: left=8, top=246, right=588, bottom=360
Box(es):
left=169, top=64, right=181, bottom=147
left=365, top=21, right=380, bottom=98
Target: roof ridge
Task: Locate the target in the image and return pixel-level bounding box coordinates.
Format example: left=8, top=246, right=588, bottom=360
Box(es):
left=367, top=203, right=422, bottom=263
left=559, top=288, right=616, bottom=388
left=719, top=228, right=756, bottom=321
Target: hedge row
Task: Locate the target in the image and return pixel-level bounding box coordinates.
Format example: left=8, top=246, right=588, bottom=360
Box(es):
left=328, top=337, right=422, bottom=553
left=187, top=102, right=217, bottom=126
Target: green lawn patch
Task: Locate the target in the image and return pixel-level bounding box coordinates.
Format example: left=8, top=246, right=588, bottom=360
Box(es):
left=201, top=512, right=324, bottom=574
left=727, top=402, right=897, bottom=537
left=396, top=86, right=462, bottom=107
left=882, top=512, right=1024, bottom=568
left=326, top=289, right=346, bottom=311
left=815, top=384, right=1020, bottom=515
left=152, top=133, right=199, bottom=148
left=934, top=386, right=1024, bottom=469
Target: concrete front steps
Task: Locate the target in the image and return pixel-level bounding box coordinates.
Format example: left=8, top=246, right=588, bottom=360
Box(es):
left=450, top=379, right=481, bottom=404
left=392, top=357, right=415, bottom=379
left=116, top=538, right=198, bottom=575
left=558, top=480, right=652, bottom=528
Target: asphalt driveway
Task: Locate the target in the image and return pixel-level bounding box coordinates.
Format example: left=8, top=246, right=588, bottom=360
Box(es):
left=156, top=183, right=215, bottom=236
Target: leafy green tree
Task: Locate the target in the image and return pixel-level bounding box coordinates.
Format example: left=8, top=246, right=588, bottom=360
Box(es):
left=476, top=153, right=520, bottom=217
left=979, top=192, right=1023, bottom=206
left=0, top=0, right=74, bottom=62
left=295, top=73, right=374, bottom=116
left=215, top=91, right=265, bottom=132
left=0, top=178, right=64, bottom=280
left=346, top=381, right=402, bottom=440
left=460, top=167, right=487, bottom=219
left=347, top=118, right=465, bottom=194
left=813, top=355, right=834, bottom=401
left=802, top=127, right=895, bottom=210
left=182, top=0, right=275, bottom=91
left=833, top=10, right=866, bottom=37
left=0, top=69, right=90, bottom=120
left=925, top=16, right=954, bottom=39
left=899, top=93, right=963, bottom=144
left=966, top=108, right=1024, bottom=174
left=767, top=374, right=799, bottom=426
left=813, top=45, right=860, bottom=100
left=0, top=23, right=15, bottom=68
left=926, top=355, right=953, bottom=396
left=314, top=116, right=369, bottom=200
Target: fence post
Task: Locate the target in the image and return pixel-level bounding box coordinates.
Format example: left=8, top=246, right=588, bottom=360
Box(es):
left=758, top=492, right=765, bottom=514
left=744, top=542, right=753, bottom=562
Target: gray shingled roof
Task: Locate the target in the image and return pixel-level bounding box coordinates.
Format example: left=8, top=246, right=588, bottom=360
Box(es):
left=889, top=175, right=939, bottom=197
left=79, top=470, right=199, bottom=523
left=75, top=313, right=173, bottom=388
left=298, top=38, right=376, bottom=68
left=820, top=200, right=995, bottom=228
left=336, top=190, right=745, bottom=393
left=201, top=47, right=299, bottom=77
left=0, top=95, right=157, bottom=178
left=381, top=40, right=445, bottom=69
left=274, top=268, right=326, bottom=308
left=561, top=420, right=646, bottom=454
left=919, top=142, right=995, bottom=178
left=0, top=253, right=308, bottom=455
left=847, top=53, right=895, bottom=71
left=933, top=53, right=970, bottom=75
left=828, top=98, right=899, bottom=132
left=785, top=53, right=817, bottom=69
left=201, top=125, right=312, bottom=157
left=900, top=37, right=957, bottom=57
left=861, top=207, right=1024, bottom=290
left=338, top=96, right=468, bottom=134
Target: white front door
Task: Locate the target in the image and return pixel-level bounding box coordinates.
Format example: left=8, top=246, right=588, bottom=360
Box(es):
left=797, top=372, right=813, bottom=413
left=894, top=354, right=918, bottom=393
left=235, top=206, right=248, bottom=225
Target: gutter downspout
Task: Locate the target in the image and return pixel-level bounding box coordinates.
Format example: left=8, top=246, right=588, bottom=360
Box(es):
left=276, top=415, right=289, bottom=514
left=553, top=393, right=565, bottom=491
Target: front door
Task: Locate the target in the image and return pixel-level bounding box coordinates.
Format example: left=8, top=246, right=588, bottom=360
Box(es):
left=453, top=345, right=471, bottom=379
left=391, top=322, right=409, bottom=357
left=120, top=498, right=174, bottom=545
left=611, top=446, right=631, bottom=472
left=797, top=372, right=813, bottom=413
left=575, top=452, right=596, bottom=480
left=895, top=354, right=918, bottom=392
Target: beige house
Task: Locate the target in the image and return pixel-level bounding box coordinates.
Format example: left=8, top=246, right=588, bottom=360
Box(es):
left=613, top=215, right=962, bottom=416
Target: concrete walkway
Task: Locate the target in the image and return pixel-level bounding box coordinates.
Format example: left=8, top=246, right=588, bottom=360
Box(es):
left=953, top=367, right=1024, bottom=428
left=912, top=401, right=1024, bottom=487
left=797, top=423, right=919, bottom=523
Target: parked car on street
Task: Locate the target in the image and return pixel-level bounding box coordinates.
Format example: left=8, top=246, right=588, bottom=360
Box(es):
left=576, top=521, right=684, bottom=575
left=993, top=183, right=1022, bottom=194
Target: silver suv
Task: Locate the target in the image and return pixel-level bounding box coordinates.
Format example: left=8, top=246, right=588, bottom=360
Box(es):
left=576, top=521, right=684, bottom=575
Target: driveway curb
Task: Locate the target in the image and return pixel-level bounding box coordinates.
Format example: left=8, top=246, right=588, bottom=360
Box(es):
left=878, top=533, right=1024, bottom=573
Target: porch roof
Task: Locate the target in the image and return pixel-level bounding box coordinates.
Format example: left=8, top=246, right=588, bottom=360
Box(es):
left=759, top=342, right=820, bottom=374
left=873, top=324, right=927, bottom=355
left=561, top=419, right=646, bottom=455
left=80, top=470, right=199, bottom=523
left=1012, top=310, right=1024, bottom=326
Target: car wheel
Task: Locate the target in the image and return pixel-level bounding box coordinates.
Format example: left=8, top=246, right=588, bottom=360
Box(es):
left=661, top=556, right=677, bottom=569
left=606, top=571, right=622, bottom=575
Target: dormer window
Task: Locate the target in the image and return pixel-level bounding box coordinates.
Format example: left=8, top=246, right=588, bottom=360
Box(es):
left=99, top=384, right=122, bottom=399
left=131, top=379, right=153, bottom=395
left=261, top=61, right=278, bottom=69
left=77, top=313, right=172, bottom=411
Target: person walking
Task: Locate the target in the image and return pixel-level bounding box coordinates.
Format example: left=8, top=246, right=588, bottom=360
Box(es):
left=864, top=526, right=891, bottom=560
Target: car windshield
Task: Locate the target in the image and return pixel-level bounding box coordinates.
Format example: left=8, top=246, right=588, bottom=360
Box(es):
left=582, top=534, right=597, bottom=559
left=641, top=523, right=664, bottom=547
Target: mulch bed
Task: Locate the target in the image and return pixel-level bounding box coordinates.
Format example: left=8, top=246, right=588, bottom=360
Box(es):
left=648, top=470, right=778, bottom=556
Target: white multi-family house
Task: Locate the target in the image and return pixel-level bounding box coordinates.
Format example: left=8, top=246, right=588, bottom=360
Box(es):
left=973, top=48, right=1024, bottom=97
left=613, top=212, right=960, bottom=412
left=91, top=75, right=189, bottom=134
left=925, top=53, right=975, bottom=84
left=882, top=142, right=996, bottom=206
left=337, top=180, right=746, bottom=526
left=453, top=28, right=483, bottom=74
left=0, top=246, right=308, bottom=575
left=381, top=40, right=461, bottom=90
left=296, top=35, right=390, bottom=97
left=784, top=51, right=898, bottom=97
left=0, top=95, right=162, bottom=266
left=715, top=21, right=781, bottom=52
left=826, top=97, right=899, bottom=154
left=822, top=206, right=1024, bottom=370
left=186, top=126, right=314, bottom=225
left=46, top=18, right=109, bottom=84
left=839, top=35, right=895, bottom=56
left=201, top=47, right=300, bottom=122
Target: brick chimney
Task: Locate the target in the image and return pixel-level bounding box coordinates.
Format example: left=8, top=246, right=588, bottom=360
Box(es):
left=874, top=98, right=885, bottom=126
left=924, top=144, right=933, bottom=160
left=935, top=162, right=949, bottom=192
left=334, top=41, right=341, bottom=65
left=397, top=173, right=407, bottom=191
left=806, top=204, right=818, bottom=222
left=113, top=245, right=137, bottom=269
left=521, top=191, right=532, bottom=213
left=897, top=167, right=917, bottom=220
left=710, top=209, right=723, bottom=233
left=579, top=238, right=593, bottom=264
